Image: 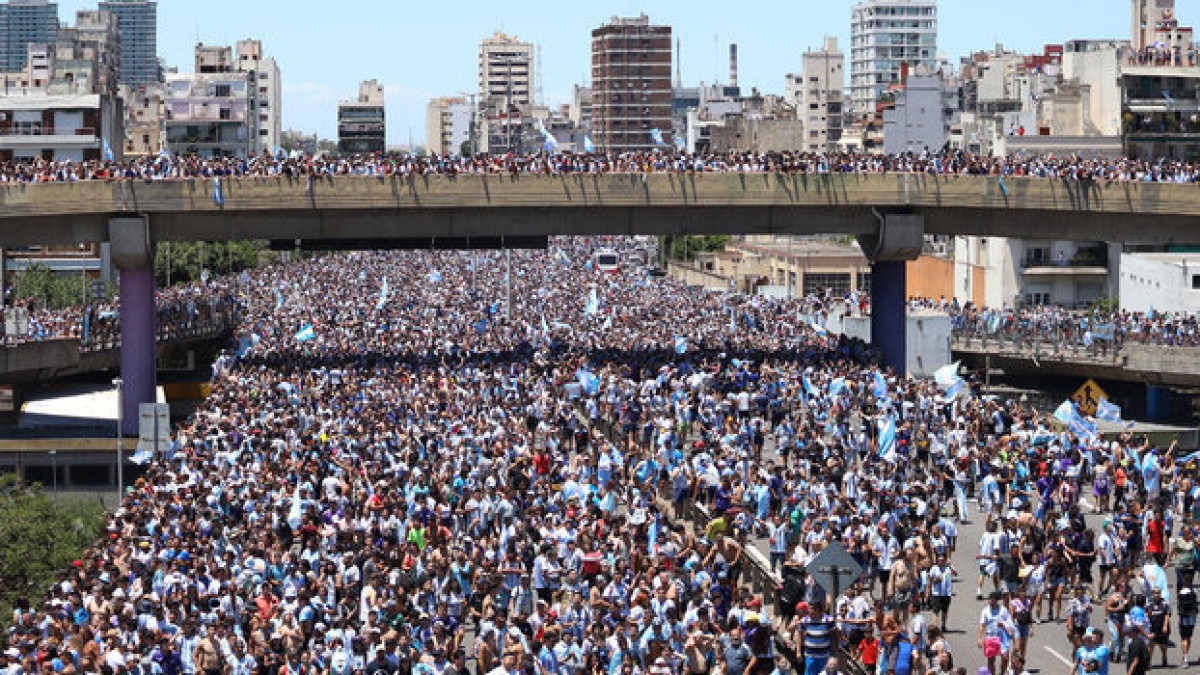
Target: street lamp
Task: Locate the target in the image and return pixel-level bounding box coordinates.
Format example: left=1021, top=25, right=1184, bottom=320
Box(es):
left=112, top=377, right=123, bottom=502
left=48, top=449, right=57, bottom=496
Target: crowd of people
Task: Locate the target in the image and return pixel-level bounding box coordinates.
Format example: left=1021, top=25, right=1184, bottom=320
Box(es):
left=0, top=237, right=1197, bottom=675
left=1, top=149, right=1200, bottom=185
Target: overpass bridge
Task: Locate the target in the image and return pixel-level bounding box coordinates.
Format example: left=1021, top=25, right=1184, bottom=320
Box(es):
left=2, top=172, right=1199, bottom=431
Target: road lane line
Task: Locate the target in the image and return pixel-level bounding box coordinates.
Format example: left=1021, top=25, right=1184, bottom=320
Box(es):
left=1045, top=646, right=1073, bottom=667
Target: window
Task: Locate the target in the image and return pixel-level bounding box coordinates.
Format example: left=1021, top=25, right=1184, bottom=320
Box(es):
left=1193, top=274, right=1200, bottom=290
left=803, top=273, right=851, bottom=296
left=219, top=108, right=231, bottom=120
left=213, top=84, right=231, bottom=98
left=856, top=273, right=872, bottom=294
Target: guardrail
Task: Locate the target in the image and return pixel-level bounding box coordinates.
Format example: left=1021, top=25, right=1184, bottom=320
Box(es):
left=950, top=323, right=1124, bottom=362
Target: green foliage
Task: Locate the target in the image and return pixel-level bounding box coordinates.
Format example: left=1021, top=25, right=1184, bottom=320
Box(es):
left=658, top=235, right=731, bottom=262
left=0, top=474, right=106, bottom=641
left=11, top=263, right=98, bottom=310
left=1089, top=295, right=1120, bottom=313
left=155, top=241, right=267, bottom=287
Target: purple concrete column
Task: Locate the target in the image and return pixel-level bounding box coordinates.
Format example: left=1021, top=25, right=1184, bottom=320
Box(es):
left=119, top=266, right=155, bottom=436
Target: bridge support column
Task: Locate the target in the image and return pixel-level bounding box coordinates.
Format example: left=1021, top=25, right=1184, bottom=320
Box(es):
left=109, top=217, right=155, bottom=437
left=1146, top=385, right=1172, bottom=421
left=858, top=213, right=924, bottom=375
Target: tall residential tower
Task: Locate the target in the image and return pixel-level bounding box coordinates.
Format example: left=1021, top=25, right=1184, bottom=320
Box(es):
left=478, top=31, right=533, bottom=154
left=849, top=0, right=938, bottom=120
left=97, top=0, right=157, bottom=86
left=0, top=0, right=58, bottom=73
left=591, top=14, right=672, bottom=153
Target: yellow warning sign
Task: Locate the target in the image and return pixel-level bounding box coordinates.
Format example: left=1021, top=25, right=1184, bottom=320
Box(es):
left=1071, top=379, right=1107, bottom=417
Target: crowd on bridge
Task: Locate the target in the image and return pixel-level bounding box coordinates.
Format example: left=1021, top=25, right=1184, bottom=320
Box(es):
left=1, top=237, right=1199, bottom=675
left=1, top=149, right=1200, bottom=185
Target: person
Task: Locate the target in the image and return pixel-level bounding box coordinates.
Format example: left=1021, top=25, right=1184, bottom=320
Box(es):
left=1179, top=586, right=1198, bottom=667
left=855, top=628, right=879, bottom=673
left=1146, top=587, right=1171, bottom=668
left=1068, top=585, right=1094, bottom=652
left=720, top=626, right=753, bottom=675
left=928, top=555, right=955, bottom=633
left=1125, top=625, right=1152, bottom=675
left=794, top=602, right=836, bottom=675
left=978, top=592, right=1012, bottom=675
left=1010, top=587, right=1033, bottom=663
left=1071, top=627, right=1110, bottom=675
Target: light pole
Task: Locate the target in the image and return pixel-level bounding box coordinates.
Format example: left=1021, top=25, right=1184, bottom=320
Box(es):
left=48, top=449, right=57, bottom=496
left=112, top=376, right=123, bottom=502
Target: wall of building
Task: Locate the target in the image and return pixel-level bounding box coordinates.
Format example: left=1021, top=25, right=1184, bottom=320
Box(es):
left=882, top=75, right=947, bottom=154
left=1061, top=42, right=1124, bottom=136
left=1119, top=253, right=1200, bottom=313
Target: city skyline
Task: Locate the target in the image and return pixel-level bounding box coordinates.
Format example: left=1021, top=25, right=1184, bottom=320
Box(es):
left=49, top=0, right=1197, bottom=145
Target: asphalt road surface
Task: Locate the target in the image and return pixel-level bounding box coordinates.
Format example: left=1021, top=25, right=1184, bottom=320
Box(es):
left=747, top=496, right=1189, bottom=674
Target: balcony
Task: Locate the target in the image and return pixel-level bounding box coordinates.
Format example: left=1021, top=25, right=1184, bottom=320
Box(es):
left=1021, top=249, right=1108, bottom=276
left=0, top=126, right=99, bottom=149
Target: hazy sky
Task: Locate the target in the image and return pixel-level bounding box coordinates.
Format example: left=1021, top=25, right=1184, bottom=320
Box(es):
left=52, top=0, right=1189, bottom=144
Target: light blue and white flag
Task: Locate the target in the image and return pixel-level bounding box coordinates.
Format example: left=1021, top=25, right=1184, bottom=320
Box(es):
left=933, top=362, right=960, bottom=389
left=1096, top=397, right=1122, bottom=423
left=286, top=481, right=304, bottom=530
left=275, top=289, right=284, bottom=310
left=650, top=128, right=666, bottom=146
left=212, top=177, right=225, bottom=206
left=576, top=368, right=600, bottom=395
left=537, top=118, right=558, bottom=152
left=585, top=287, right=600, bottom=316
left=102, top=136, right=115, bottom=161
left=556, top=248, right=571, bottom=266
left=803, top=374, right=820, bottom=399
left=426, top=270, right=442, bottom=285
left=130, top=447, right=154, bottom=465
left=674, top=134, right=686, bottom=151
left=673, top=336, right=688, bottom=355
left=294, top=324, right=315, bottom=342
left=583, top=136, right=595, bottom=153
left=828, top=377, right=847, bottom=398
left=376, top=276, right=390, bottom=310
left=878, top=415, right=898, bottom=462
left=872, top=371, right=888, bottom=400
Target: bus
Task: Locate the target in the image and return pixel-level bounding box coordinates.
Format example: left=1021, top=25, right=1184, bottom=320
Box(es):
left=593, top=249, right=620, bottom=273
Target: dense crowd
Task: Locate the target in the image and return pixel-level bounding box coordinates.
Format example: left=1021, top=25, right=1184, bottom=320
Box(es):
left=0, top=237, right=1196, bottom=675
left=1, top=150, right=1200, bottom=184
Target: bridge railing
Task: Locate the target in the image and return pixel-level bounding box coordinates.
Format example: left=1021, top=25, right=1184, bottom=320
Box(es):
left=950, top=318, right=1125, bottom=361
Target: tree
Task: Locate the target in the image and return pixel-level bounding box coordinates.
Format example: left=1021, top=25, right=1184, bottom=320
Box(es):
left=155, top=241, right=269, bottom=287
left=0, top=474, right=106, bottom=641
left=657, top=235, right=731, bottom=262
left=11, top=263, right=92, bottom=310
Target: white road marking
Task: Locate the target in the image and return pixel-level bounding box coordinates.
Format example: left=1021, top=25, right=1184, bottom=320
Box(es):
left=1044, top=646, right=1074, bottom=667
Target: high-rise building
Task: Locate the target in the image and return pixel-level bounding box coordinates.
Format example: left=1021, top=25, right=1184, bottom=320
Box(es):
left=478, top=31, right=533, bottom=154
left=0, top=0, right=58, bottom=73
left=236, top=39, right=281, bottom=155
left=786, top=36, right=845, bottom=152
left=1131, top=0, right=1175, bottom=51
left=425, top=96, right=472, bottom=156
left=97, top=0, right=157, bottom=86
left=591, top=14, right=672, bottom=153
left=338, top=79, right=385, bottom=154
left=54, top=10, right=120, bottom=95
left=849, top=0, right=938, bottom=120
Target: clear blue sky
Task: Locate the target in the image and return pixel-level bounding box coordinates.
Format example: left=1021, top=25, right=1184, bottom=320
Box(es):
left=54, top=0, right=1190, bottom=145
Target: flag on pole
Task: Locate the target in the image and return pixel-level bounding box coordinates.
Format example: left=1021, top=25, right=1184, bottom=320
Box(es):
left=933, top=362, right=960, bottom=389
left=556, top=248, right=571, bottom=266
left=102, top=136, right=115, bottom=161
left=576, top=368, right=600, bottom=395
left=583, top=136, right=595, bottom=153
left=294, top=324, right=315, bottom=342
left=376, top=276, right=390, bottom=310
left=828, top=377, right=847, bottom=398
left=650, top=128, right=666, bottom=146
left=803, top=374, right=820, bottom=399
left=585, top=287, right=600, bottom=316
left=426, top=270, right=442, bottom=284
left=1096, top=398, right=1122, bottom=423
left=212, top=177, right=225, bottom=206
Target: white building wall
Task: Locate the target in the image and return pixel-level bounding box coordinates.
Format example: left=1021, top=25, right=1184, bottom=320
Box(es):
left=1120, top=254, right=1200, bottom=314
left=1061, top=45, right=1123, bottom=136
left=882, top=75, right=946, bottom=154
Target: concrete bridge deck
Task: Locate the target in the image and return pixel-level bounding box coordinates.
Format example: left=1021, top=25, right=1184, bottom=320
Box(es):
left=0, top=173, right=1197, bottom=246
left=952, top=335, right=1200, bottom=386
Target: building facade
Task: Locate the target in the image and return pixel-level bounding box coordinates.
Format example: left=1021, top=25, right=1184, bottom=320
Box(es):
left=1132, top=0, right=1176, bottom=52
left=882, top=73, right=947, bottom=154
left=0, top=92, right=120, bottom=162
left=591, top=14, right=673, bottom=153
left=54, top=10, right=120, bottom=96
left=425, top=96, right=471, bottom=156
left=786, top=36, right=845, bottom=152
left=235, top=39, right=281, bottom=155
left=0, top=0, right=57, bottom=73
left=477, top=31, right=533, bottom=154
left=121, top=81, right=161, bottom=155
left=164, top=70, right=254, bottom=158
left=849, top=0, right=938, bottom=120
left=338, top=79, right=385, bottom=155
left=97, top=0, right=157, bottom=86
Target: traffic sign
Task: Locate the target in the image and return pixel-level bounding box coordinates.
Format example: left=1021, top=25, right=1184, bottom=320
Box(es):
left=806, top=541, right=863, bottom=597
left=1071, top=379, right=1107, bottom=417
